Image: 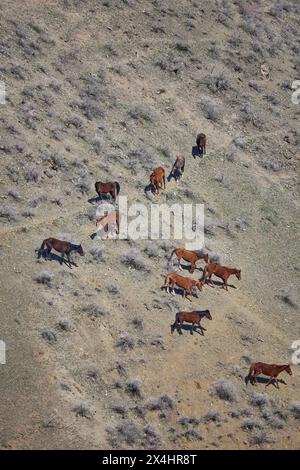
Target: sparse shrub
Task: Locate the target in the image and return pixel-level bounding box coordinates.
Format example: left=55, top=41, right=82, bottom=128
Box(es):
left=180, top=429, right=203, bottom=441
left=7, top=189, right=21, bottom=200
left=33, top=271, right=53, bottom=287
left=89, top=245, right=106, bottom=262
left=107, top=284, right=119, bottom=295
left=206, top=73, right=230, bottom=93
left=86, top=367, right=101, bottom=381
left=116, top=333, right=135, bottom=351
left=128, top=106, right=153, bottom=122
left=241, top=417, right=263, bottom=430
left=82, top=303, right=106, bottom=317
left=200, top=97, right=223, bottom=121
left=202, top=410, right=222, bottom=423
left=178, top=416, right=200, bottom=426
left=41, top=328, right=57, bottom=342
left=131, top=317, right=144, bottom=330
left=58, top=320, right=70, bottom=331
left=0, top=205, right=17, bottom=222
left=242, top=351, right=253, bottom=364
left=290, top=401, right=300, bottom=419
left=144, top=244, right=159, bottom=258
left=72, top=403, right=92, bottom=419
left=111, top=403, right=127, bottom=416
left=126, top=378, right=144, bottom=398
left=214, top=380, right=238, bottom=402
left=147, top=394, right=175, bottom=411
left=121, top=248, right=147, bottom=271
left=106, top=420, right=161, bottom=448
left=277, top=288, right=297, bottom=308
left=143, top=424, right=161, bottom=448
left=261, top=160, right=281, bottom=172
left=249, top=430, right=271, bottom=445
left=250, top=393, right=271, bottom=409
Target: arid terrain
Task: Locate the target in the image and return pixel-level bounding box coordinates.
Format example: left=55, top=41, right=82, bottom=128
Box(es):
left=0, top=0, right=300, bottom=450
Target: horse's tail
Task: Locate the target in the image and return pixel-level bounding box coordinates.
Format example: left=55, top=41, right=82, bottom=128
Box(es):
left=95, top=181, right=100, bottom=194
left=169, top=248, right=178, bottom=262
left=200, top=265, right=207, bottom=282
left=115, top=182, right=120, bottom=196
left=246, top=365, right=254, bottom=385
left=171, top=313, right=180, bottom=334
left=37, top=239, right=48, bottom=258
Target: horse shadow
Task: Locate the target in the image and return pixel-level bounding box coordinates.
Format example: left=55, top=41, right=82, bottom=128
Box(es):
left=245, top=375, right=287, bottom=387
left=162, top=286, right=200, bottom=300
left=144, top=183, right=155, bottom=194
left=171, top=324, right=205, bottom=336
left=37, top=250, right=77, bottom=268
left=192, top=146, right=202, bottom=159
left=204, top=279, right=237, bottom=289
left=167, top=169, right=181, bottom=183
left=88, top=194, right=113, bottom=205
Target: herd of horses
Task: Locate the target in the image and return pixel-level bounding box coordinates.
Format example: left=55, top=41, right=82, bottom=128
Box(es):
left=36, top=133, right=293, bottom=391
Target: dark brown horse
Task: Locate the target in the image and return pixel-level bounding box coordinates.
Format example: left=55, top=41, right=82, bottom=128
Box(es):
left=37, top=237, right=84, bottom=268
left=196, top=133, right=206, bottom=156
left=171, top=248, right=209, bottom=273
left=95, top=181, right=120, bottom=201
left=168, top=156, right=185, bottom=183
left=171, top=310, right=212, bottom=335
left=150, top=167, right=166, bottom=195
left=247, top=362, right=292, bottom=389
left=201, top=263, right=241, bottom=290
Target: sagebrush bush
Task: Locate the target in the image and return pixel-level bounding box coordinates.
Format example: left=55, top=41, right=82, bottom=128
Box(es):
left=116, top=333, right=135, bottom=351
left=202, top=410, right=221, bottom=423
left=41, top=328, right=57, bottom=342
left=126, top=378, right=144, bottom=398
left=241, top=417, right=263, bottom=430
left=121, top=248, right=147, bottom=271
left=0, top=205, right=17, bottom=222
left=33, top=271, right=53, bottom=287
left=214, top=380, right=238, bottom=402
left=72, top=403, right=92, bottom=418
left=201, top=97, right=223, bottom=121
left=250, top=393, right=272, bottom=409
left=147, top=394, right=175, bottom=411
left=290, top=401, right=300, bottom=419
left=82, top=303, right=106, bottom=317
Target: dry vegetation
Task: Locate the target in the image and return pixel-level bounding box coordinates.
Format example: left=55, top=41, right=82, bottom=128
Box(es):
left=0, top=0, right=299, bottom=450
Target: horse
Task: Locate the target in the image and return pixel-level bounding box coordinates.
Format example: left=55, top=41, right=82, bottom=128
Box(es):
left=37, top=237, right=84, bottom=268
left=196, top=133, right=206, bottom=156
left=171, top=309, right=212, bottom=335
left=90, top=210, right=120, bottom=240
left=150, top=167, right=166, bottom=195
left=247, top=362, right=292, bottom=389
left=161, top=272, right=203, bottom=301
left=170, top=248, right=209, bottom=273
left=168, top=156, right=185, bottom=183
left=95, top=181, right=120, bottom=201
left=201, top=263, right=241, bottom=290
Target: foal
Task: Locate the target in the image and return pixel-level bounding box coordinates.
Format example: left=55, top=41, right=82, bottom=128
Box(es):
left=171, top=310, right=212, bottom=335
left=201, top=263, right=241, bottom=290
left=37, top=238, right=84, bottom=268
left=247, top=362, right=292, bottom=389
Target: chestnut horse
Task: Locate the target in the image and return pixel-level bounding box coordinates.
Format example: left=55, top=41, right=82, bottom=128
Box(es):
left=168, top=156, right=185, bottom=183
left=171, top=309, right=212, bottom=335
left=201, top=263, right=241, bottom=290
left=196, top=133, right=206, bottom=155
left=90, top=210, right=120, bottom=239
left=150, top=167, right=166, bottom=195
left=37, top=237, right=84, bottom=268
left=171, top=248, right=209, bottom=273
left=161, top=272, right=203, bottom=300
left=95, top=181, right=120, bottom=201
left=247, top=362, right=292, bottom=389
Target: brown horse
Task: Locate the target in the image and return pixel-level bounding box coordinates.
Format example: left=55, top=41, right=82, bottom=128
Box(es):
left=37, top=237, right=84, bottom=268
left=90, top=210, right=120, bottom=240
left=150, top=167, right=166, bottom=195
left=196, top=133, right=206, bottom=156
left=168, top=156, right=185, bottom=183
left=201, top=263, right=241, bottom=290
left=161, top=272, right=203, bottom=300
left=171, top=248, right=209, bottom=273
left=171, top=309, right=212, bottom=335
left=95, top=181, right=120, bottom=201
left=247, top=362, right=292, bottom=389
